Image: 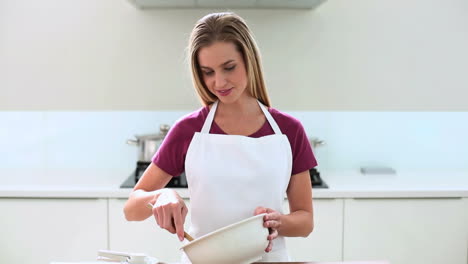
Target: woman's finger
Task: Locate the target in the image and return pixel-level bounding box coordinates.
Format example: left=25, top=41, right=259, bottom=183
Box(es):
left=264, top=211, right=280, bottom=220
left=268, top=228, right=279, bottom=240
left=154, top=207, right=162, bottom=227
left=254, top=206, right=267, bottom=215
left=152, top=208, right=160, bottom=227
left=162, top=208, right=176, bottom=234
left=182, top=205, right=188, bottom=217
left=265, top=240, right=273, bottom=252
left=158, top=207, right=167, bottom=229
left=265, top=220, right=280, bottom=229
left=173, top=206, right=185, bottom=241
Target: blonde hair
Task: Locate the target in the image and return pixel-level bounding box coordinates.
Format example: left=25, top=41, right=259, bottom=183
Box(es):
left=188, top=12, right=271, bottom=107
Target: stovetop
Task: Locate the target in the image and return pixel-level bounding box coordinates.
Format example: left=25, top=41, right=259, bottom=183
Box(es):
left=120, top=161, right=188, bottom=189
left=120, top=163, right=327, bottom=189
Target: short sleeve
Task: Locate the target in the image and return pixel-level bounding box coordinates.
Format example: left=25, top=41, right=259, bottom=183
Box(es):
left=290, top=121, right=317, bottom=175
left=268, top=108, right=318, bottom=175
left=151, top=107, right=207, bottom=176
left=151, top=121, right=189, bottom=176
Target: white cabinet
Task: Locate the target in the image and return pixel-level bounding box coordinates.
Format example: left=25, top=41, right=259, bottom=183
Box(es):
left=465, top=198, right=468, bottom=262
left=0, top=198, right=107, bottom=264
left=284, top=198, right=343, bottom=262
left=4, top=194, right=466, bottom=264
left=343, top=198, right=468, bottom=264
left=108, top=198, right=191, bottom=263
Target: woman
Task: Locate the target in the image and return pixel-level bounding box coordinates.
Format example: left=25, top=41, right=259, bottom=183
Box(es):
left=124, top=12, right=317, bottom=262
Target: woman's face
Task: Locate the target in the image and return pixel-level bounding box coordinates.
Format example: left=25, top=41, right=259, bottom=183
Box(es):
left=198, top=41, right=249, bottom=104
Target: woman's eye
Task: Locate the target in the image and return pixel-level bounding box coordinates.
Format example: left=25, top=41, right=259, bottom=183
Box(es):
left=203, top=71, right=214, bottom=76
left=225, top=65, right=236, bottom=71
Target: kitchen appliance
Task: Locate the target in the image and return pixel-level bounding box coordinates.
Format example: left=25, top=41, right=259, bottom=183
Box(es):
left=120, top=161, right=188, bottom=188
left=123, top=124, right=188, bottom=188
left=127, top=124, right=170, bottom=162
left=120, top=163, right=325, bottom=188
left=309, top=138, right=327, bottom=188
left=310, top=168, right=327, bottom=188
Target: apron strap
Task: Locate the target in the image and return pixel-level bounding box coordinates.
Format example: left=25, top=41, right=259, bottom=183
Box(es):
left=200, top=100, right=282, bottom=135
left=201, top=101, right=218, bottom=134
left=257, top=100, right=282, bottom=135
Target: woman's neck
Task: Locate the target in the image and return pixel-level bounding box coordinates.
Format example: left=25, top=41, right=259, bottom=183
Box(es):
left=217, top=95, right=261, bottom=118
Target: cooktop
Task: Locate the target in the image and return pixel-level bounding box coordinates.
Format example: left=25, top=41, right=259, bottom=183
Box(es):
left=120, top=162, right=327, bottom=189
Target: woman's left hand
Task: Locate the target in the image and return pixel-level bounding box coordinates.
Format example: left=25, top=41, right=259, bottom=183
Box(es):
left=254, top=206, right=282, bottom=253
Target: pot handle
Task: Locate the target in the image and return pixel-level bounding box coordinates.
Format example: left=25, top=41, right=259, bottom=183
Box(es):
left=310, top=138, right=325, bottom=148
left=126, top=139, right=139, bottom=145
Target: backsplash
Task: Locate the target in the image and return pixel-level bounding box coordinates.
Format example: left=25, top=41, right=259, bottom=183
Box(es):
left=1, top=111, right=467, bottom=185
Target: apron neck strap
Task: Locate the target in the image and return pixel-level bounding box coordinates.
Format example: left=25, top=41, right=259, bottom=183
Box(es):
left=201, top=100, right=218, bottom=134
left=200, top=100, right=282, bottom=135
left=257, top=101, right=282, bottom=135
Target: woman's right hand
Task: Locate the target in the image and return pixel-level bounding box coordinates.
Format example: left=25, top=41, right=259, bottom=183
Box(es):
left=150, top=188, right=188, bottom=241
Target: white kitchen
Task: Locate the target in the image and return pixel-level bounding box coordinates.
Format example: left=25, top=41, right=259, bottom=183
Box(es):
left=1, top=0, right=468, bottom=264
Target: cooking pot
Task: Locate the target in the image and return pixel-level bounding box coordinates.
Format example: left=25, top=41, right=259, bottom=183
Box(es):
left=127, top=124, right=170, bottom=162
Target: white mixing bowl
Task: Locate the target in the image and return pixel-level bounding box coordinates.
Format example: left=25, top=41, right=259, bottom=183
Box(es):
left=181, top=213, right=269, bottom=264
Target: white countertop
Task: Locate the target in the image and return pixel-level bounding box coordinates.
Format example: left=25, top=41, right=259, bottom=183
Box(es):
left=1, top=169, right=467, bottom=199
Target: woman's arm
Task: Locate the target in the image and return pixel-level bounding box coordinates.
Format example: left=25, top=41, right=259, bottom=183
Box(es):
left=254, top=170, right=314, bottom=238
left=123, top=163, right=174, bottom=221
left=255, top=169, right=314, bottom=252
left=124, top=163, right=188, bottom=241
left=279, top=169, right=314, bottom=237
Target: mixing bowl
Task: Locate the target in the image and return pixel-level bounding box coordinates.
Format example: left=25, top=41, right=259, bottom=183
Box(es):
left=181, top=213, right=269, bottom=264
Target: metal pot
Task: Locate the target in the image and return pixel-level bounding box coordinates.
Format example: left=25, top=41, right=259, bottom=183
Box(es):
left=127, top=124, right=170, bottom=162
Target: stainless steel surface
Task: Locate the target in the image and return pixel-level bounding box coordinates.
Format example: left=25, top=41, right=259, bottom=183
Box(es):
left=310, top=138, right=325, bottom=148
left=127, top=124, right=170, bottom=162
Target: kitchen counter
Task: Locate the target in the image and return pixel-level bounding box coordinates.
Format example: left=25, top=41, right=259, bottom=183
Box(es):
left=52, top=261, right=390, bottom=264
left=1, top=169, right=467, bottom=199
left=252, top=262, right=390, bottom=264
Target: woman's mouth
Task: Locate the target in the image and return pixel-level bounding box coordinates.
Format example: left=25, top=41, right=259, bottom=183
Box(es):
left=217, top=88, right=233, bottom=96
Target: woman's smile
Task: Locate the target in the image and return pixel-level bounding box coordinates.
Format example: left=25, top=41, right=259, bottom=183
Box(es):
left=216, top=88, right=233, bottom=96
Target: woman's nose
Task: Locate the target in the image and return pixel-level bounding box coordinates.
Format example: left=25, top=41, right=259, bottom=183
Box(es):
left=214, top=72, right=227, bottom=88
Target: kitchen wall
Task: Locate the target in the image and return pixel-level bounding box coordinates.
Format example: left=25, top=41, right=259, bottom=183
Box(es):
left=1, top=0, right=468, bottom=186
left=1, top=110, right=467, bottom=186
left=2, top=0, right=468, bottom=111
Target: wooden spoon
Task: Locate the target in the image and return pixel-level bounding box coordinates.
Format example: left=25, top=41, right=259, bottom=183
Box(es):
left=146, top=203, right=194, bottom=242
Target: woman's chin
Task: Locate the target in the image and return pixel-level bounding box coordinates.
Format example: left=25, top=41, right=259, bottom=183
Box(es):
left=217, top=96, right=237, bottom=104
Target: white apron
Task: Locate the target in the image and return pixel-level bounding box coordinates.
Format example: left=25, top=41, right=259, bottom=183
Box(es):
left=183, top=100, right=293, bottom=263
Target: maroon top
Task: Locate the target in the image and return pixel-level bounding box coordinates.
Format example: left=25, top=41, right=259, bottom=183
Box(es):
left=152, top=106, right=317, bottom=177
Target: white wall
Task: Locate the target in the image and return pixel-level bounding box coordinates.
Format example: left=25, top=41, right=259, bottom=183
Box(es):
left=2, top=0, right=468, bottom=111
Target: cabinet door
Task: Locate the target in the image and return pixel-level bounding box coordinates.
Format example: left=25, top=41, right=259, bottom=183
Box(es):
left=284, top=198, right=343, bottom=262
left=0, top=198, right=107, bottom=264
left=465, top=198, right=468, bottom=263
left=343, top=198, right=467, bottom=264
left=108, top=198, right=191, bottom=263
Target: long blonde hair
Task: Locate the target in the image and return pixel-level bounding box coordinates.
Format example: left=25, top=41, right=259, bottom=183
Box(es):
left=188, top=12, right=271, bottom=107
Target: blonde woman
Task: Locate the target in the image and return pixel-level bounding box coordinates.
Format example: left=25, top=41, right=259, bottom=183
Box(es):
left=124, top=12, right=316, bottom=262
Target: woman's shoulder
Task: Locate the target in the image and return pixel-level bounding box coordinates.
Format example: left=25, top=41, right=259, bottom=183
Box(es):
left=268, top=107, right=304, bottom=130
left=171, top=105, right=210, bottom=133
